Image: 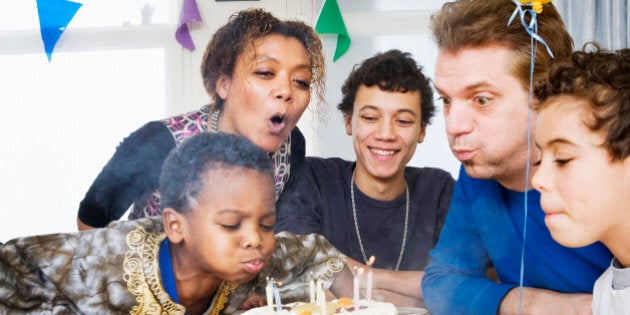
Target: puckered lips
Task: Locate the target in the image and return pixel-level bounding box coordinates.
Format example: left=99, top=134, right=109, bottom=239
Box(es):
left=542, top=206, right=564, bottom=219
left=268, top=114, right=287, bottom=136
left=540, top=199, right=565, bottom=221
left=242, top=257, right=265, bottom=274
left=451, top=148, right=475, bottom=162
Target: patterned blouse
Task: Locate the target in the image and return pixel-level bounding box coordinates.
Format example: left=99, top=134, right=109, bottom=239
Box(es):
left=130, top=106, right=294, bottom=219
left=78, top=106, right=304, bottom=228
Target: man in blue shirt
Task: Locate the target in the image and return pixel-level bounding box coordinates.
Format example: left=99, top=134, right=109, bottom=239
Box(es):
left=421, top=1, right=613, bottom=314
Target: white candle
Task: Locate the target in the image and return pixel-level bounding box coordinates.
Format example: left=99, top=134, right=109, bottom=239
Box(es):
left=366, top=256, right=375, bottom=302
left=317, top=279, right=326, bottom=314
left=366, top=268, right=373, bottom=302
left=353, top=266, right=361, bottom=308
left=265, top=277, right=273, bottom=311
left=274, top=281, right=282, bottom=312
left=309, top=272, right=315, bottom=303
left=318, top=279, right=325, bottom=304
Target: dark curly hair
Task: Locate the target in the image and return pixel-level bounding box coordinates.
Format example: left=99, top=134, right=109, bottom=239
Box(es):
left=534, top=44, right=630, bottom=161
left=337, top=49, right=435, bottom=127
left=201, top=8, right=325, bottom=115
left=159, top=132, right=273, bottom=214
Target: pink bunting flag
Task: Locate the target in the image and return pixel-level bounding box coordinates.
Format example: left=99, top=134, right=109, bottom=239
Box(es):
left=176, top=0, right=202, bottom=51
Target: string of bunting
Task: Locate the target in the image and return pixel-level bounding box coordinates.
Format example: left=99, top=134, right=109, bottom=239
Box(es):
left=36, top=0, right=352, bottom=62
left=34, top=0, right=202, bottom=62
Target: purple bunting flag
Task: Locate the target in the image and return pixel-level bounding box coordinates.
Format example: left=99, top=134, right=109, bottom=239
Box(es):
left=175, top=0, right=202, bottom=51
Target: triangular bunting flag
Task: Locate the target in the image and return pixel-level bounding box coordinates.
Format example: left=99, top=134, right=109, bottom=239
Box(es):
left=175, top=0, right=202, bottom=51
left=315, top=0, right=351, bottom=62
left=36, top=0, right=83, bottom=62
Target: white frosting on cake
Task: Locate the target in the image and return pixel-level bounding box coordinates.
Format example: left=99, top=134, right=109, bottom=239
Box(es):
left=241, top=299, right=397, bottom=315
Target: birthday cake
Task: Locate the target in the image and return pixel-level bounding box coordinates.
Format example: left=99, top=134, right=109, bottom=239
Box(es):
left=241, top=298, right=398, bottom=315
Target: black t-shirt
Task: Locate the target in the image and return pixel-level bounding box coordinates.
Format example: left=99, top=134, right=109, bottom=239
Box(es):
left=275, top=157, right=454, bottom=271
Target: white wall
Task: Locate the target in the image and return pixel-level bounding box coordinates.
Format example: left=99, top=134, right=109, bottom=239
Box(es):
left=293, top=2, right=458, bottom=177
left=182, top=0, right=459, bottom=175
left=0, top=0, right=458, bottom=242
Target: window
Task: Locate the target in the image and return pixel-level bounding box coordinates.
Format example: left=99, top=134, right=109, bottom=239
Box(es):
left=0, top=0, right=179, bottom=240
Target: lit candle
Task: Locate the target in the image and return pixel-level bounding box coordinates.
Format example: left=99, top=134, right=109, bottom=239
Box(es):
left=274, top=281, right=283, bottom=312
left=309, top=272, right=315, bottom=303
left=366, top=256, right=375, bottom=302
left=266, top=277, right=273, bottom=311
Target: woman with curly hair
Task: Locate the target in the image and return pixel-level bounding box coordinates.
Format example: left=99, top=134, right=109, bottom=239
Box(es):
left=77, top=8, right=325, bottom=230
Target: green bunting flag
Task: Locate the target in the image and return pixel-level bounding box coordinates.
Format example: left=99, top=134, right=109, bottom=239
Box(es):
left=315, top=0, right=350, bottom=62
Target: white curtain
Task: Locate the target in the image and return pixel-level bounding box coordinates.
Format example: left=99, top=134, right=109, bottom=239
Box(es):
left=555, top=0, right=629, bottom=50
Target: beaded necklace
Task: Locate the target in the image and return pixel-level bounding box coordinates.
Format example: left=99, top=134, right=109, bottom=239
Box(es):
left=211, top=107, right=220, bottom=132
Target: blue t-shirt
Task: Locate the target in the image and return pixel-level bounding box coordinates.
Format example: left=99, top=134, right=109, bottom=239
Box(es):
left=422, top=165, right=613, bottom=315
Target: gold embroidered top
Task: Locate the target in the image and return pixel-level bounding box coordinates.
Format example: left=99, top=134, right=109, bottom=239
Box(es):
left=0, top=217, right=345, bottom=315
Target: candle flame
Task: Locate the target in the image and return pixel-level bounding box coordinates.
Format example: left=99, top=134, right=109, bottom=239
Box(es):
left=367, top=255, right=375, bottom=266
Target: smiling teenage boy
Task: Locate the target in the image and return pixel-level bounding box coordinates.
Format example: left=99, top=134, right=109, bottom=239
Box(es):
left=276, top=49, right=454, bottom=307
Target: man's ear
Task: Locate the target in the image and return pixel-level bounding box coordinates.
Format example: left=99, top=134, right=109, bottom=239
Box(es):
left=216, top=74, right=231, bottom=101
left=344, top=115, right=353, bottom=136
left=162, top=208, right=185, bottom=244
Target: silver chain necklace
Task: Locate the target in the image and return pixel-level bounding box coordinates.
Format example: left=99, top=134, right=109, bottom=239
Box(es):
left=351, top=170, right=409, bottom=271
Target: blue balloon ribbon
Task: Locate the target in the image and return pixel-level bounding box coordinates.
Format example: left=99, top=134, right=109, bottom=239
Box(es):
left=508, top=1, right=554, bottom=313
left=36, top=0, right=83, bottom=62
left=508, top=0, right=554, bottom=58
